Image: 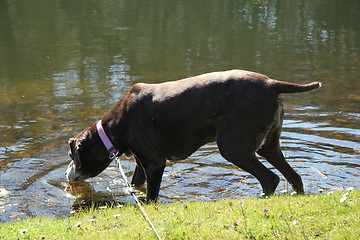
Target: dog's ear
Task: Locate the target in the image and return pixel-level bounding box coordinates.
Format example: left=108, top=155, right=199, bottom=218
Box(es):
left=68, top=137, right=82, bottom=172
left=69, top=128, right=90, bottom=172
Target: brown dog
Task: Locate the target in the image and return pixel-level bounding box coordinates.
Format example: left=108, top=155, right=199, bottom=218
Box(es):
left=66, top=70, right=321, bottom=202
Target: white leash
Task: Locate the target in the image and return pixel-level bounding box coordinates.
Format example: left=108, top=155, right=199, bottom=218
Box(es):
left=115, top=156, right=162, bottom=240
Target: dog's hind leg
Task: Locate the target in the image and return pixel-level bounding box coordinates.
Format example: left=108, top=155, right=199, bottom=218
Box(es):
left=256, top=104, right=304, bottom=194
left=223, top=150, right=279, bottom=195
left=217, top=138, right=280, bottom=195
left=257, top=129, right=304, bottom=194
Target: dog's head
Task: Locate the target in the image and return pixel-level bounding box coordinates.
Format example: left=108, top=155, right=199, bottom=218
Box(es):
left=66, top=127, right=113, bottom=182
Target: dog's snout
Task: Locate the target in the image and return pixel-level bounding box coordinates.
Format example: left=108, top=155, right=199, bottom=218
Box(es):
left=65, top=161, right=88, bottom=182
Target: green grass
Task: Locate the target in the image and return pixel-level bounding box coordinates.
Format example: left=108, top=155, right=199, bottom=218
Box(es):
left=1, top=190, right=359, bottom=239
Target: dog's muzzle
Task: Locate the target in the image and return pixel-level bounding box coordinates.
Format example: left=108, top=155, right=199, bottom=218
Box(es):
left=66, top=161, right=86, bottom=182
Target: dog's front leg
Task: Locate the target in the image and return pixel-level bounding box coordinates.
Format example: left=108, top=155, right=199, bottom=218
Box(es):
left=142, top=159, right=166, bottom=203
left=131, top=157, right=146, bottom=187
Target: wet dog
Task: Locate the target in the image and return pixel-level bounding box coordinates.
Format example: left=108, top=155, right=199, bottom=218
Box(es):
left=66, top=70, right=321, bottom=202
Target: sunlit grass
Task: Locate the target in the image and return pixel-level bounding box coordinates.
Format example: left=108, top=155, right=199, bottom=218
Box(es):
left=1, top=189, right=359, bottom=239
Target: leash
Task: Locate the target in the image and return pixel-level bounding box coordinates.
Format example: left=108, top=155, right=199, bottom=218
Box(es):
left=96, top=120, right=162, bottom=240
left=112, top=153, right=162, bottom=240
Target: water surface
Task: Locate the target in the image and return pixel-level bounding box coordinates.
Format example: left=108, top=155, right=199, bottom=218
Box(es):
left=0, top=0, right=359, bottom=222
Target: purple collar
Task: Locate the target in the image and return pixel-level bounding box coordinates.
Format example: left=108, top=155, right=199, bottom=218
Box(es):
left=96, top=120, right=118, bottom=157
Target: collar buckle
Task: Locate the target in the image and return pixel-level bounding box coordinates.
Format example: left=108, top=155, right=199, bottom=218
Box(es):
left=109, top=150, right=119, bottom=160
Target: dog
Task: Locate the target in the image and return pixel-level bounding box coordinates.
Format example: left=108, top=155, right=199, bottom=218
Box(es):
left=66, top=69, right=321, bottom=202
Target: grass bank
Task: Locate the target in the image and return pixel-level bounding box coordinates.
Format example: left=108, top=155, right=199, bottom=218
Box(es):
left=1, top=190, right=359, bottom=239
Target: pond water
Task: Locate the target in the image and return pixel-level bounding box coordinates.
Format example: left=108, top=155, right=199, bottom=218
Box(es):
left=0, top=0, right=359, bottom=222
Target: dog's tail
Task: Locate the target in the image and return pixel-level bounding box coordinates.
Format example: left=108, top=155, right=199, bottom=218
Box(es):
left=268, top=79, right=322, bottom=94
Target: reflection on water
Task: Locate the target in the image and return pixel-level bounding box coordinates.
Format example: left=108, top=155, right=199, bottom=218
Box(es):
left=0, top=0, right=359, bottom=222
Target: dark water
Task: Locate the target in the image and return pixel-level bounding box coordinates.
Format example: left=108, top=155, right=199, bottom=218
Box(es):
left=0, top=0, right=359, bottom=222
